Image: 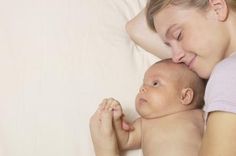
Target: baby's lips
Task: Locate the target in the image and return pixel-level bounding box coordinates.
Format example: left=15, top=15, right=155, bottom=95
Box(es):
left=139, top=98, right=147, bottom=104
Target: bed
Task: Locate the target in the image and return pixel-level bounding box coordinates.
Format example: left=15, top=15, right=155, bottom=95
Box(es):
left=0, top=0, right=159, bottom=155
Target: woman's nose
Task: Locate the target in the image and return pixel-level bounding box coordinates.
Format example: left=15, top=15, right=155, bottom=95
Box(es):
left=171, top=44, right=185, bottom=63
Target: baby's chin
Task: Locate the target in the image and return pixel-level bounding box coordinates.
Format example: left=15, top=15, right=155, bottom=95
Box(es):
left=135, top=105, right=162, bottom=119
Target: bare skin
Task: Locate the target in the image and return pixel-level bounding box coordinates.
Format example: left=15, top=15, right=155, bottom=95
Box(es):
left=96, top=98, right=204, bottom=156
left=126, top=9, right=172, bottom=59
left=90, top=61, right=205, bottom=156
left=141, top=110, right=203, bottom=156
left=89, top=102, right=120, bottom=156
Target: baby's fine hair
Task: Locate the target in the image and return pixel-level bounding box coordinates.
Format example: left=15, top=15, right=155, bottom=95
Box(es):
left=155, top=59, right=206, bottom=109
left=146, top=0, right=236, bottom=31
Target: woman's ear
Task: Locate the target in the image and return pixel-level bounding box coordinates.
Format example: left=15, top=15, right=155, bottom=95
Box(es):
left=208, top=0, right=228, bottom=21
left=180, top=88, right=194, bottom=105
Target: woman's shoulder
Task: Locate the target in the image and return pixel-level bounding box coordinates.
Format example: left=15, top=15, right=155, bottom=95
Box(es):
left=205, top=53, right=236, bottom=101
left=210, top=53, right=236, bottom=79
left=204, top=53, right=236, bottom=119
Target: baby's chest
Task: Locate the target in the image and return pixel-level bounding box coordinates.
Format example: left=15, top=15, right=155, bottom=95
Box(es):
left=141, top=120, right=191, bottom=155
left=141, top=123, right=172, bottom=154
left=141, top=120, right=201, bottom=156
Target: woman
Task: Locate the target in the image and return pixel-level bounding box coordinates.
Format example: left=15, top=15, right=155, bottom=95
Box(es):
left=90, top=0, right=236, bottom=155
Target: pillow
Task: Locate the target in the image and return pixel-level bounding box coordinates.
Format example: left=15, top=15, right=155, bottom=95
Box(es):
left=0, top=0, right=158, bottom=156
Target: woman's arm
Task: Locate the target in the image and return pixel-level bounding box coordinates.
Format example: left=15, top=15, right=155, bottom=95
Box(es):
left=126, top=8, right=171, bottom=59
left=199, top=111, right=236, bottom=156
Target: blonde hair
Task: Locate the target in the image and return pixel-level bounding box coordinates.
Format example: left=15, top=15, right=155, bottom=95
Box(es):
left=146, top=0, right=236, bottom=31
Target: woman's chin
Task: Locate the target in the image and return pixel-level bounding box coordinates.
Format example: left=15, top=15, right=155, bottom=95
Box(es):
left=197, top=70, right=211, bottom=79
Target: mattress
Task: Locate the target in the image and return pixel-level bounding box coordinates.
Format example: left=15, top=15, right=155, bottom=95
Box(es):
left=0, top=0, right=159, bottom=155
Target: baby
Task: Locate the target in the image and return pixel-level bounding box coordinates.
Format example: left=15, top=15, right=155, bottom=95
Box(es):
left=97, top=59, right=205, bottom=156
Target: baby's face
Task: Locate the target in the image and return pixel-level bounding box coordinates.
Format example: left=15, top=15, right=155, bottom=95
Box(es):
left=135, top=63, right=183, bottom=119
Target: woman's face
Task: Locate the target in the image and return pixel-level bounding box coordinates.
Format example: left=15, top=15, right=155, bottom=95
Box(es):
left=153, top=5, right=230, bottom=79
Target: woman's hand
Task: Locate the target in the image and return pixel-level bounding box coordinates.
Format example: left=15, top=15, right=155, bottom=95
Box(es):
left=89, top=102, right=120, bottom=156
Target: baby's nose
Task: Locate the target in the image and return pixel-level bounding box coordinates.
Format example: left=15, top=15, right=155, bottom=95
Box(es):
left=139, top=85, right=147, bottom=93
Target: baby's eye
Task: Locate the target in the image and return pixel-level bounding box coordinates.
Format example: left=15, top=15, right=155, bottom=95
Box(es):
left=164, top=42, right=170, bottom=47
left=152, top=81, right=159, bottom=87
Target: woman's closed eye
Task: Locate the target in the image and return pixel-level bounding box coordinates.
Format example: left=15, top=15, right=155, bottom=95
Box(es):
left=173, top=29, right=183, bottom=41
left=177, top=31, right=183, bottom=41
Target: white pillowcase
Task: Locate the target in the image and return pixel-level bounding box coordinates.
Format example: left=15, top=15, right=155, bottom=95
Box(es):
left=0, top=0, right=158, bottom=156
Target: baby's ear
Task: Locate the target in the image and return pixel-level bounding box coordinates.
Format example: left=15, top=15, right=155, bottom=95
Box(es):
left=180, top=88, right=194, bottom=105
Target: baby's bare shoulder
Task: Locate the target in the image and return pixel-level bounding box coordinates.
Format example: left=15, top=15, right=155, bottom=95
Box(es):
left=175, top=109, right=204, bottom=129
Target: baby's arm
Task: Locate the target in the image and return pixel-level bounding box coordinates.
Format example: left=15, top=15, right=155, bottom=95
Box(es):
left=101, top=98, right=141, bottom=150
left=126, top=8, right=171, bottom=59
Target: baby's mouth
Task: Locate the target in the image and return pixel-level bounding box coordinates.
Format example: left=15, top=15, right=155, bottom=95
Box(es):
left=139, top=98, right=147, bottom=104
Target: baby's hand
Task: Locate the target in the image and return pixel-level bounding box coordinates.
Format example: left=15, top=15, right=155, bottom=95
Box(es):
left=99, top=98, right=123, bottom=121
left=100, top=98, right=134, bottom=132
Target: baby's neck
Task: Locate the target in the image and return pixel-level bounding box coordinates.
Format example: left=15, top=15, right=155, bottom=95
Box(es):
left=142, top=108, right=202, bottom=121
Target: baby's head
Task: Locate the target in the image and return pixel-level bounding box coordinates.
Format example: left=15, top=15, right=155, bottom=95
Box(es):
left=135, top=59, right=205, bottom=119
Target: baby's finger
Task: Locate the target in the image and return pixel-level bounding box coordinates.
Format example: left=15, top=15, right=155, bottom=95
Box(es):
left=109, top=98, right=115, bottom=104
left=122, top=119, right=134, bottom=131
left=99, top=98, right=108, bottom=111
left=111, top=100, right=121, bottom=110
left=108, top=98, right=119, bottom=110
left=104, top=98, right=114, bottom=110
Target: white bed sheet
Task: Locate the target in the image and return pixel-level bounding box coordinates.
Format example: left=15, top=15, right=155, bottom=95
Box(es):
left=0, top=0, right=159, bottom=156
